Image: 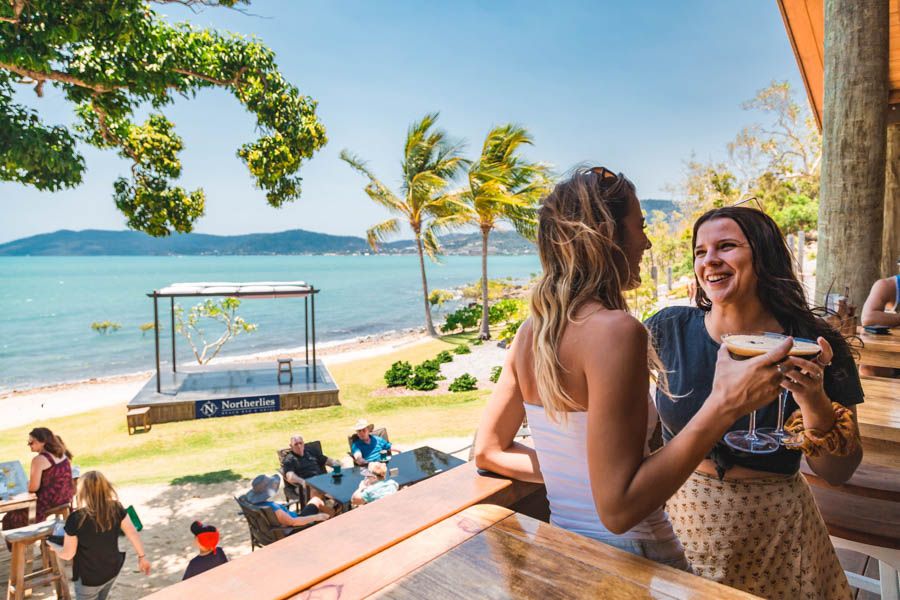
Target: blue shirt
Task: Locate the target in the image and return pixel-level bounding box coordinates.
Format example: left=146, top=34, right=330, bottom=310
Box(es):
left=361, top=479, right=399, bottom=503
left=257, top=500, right=297, bottom=519
left=351, top=435, right=392, bottom=462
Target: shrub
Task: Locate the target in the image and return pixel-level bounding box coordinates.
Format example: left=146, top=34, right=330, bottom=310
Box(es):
left=470, top=338, right=483, bottom=346
left=489, top=366, right=502, bottom=383
left=449, top=373, right=478, bottom=392
left=428, top=289, right=454, bottom=307
left=452, top=344, right=471, bottom=355
left=407, top=364, right=439, bottom=391
left=418, top=358, right=442, bottom=374
left=91, top=320, right=121, bottom=334
left=384, top=361, right=413, bottom=387
left=440, top=304, right=481, bottom=333
left=436, top=350, right=453, bottom=363
left=498, top=319, right=524, bottom=344
left=488, top=299, right=523, bottom=324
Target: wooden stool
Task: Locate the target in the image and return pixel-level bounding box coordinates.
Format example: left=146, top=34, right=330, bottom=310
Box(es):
left=4, top=521, right=71, bottom=600
left=277, top=357, right=293, bottom=384
left=126, top=406, right=152, bottom=435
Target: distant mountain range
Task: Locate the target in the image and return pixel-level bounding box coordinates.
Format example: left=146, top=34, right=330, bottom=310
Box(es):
left=0, top=199, right=677, bottom=256
left=0, top=228, right=537, bottom=256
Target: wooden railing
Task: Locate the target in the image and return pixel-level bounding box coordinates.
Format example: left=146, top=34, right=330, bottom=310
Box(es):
left=144, top=462, right=543, bottom=600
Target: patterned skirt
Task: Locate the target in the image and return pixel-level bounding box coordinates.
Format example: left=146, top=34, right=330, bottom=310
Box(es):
left=666, top=470, right=851, bottom=599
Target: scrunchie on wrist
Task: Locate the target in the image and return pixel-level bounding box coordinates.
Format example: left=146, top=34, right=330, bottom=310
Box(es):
left=783, top=402, right=859, bottom=458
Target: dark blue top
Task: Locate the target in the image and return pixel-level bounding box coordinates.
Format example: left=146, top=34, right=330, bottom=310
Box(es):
left=182, top=548, right=228, bottom=580
left=645, top=306, right=864, bottom=476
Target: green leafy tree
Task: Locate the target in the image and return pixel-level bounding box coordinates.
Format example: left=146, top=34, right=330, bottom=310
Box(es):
left=175, top=297, right=257, bottom=364
left=452, top=125, right=549, bottom=339
left=341, top=113, right=468, bottom=337
left=0, top=0, right=327, bottom=236
left=91, top=320, right=121, bottom=334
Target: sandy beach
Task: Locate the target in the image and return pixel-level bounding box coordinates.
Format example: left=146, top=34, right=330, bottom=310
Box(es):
left=0, top=328, right=433, bottom=432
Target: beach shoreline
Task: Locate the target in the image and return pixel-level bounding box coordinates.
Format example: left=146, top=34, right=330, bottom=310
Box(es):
left=0, top=328, right=431, bottom=431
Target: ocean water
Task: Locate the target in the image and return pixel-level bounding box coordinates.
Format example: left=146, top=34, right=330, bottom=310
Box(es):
left=0, top=255, right=541, bottom=392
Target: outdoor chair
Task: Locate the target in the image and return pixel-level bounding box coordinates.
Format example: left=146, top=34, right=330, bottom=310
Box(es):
left=276, top=440, right=326, bottom=511
left=234, top=495, right=307, bottom=551
left=347, top=426, right=389, bottom=462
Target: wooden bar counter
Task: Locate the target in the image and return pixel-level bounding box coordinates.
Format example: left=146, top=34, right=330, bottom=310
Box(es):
left=293, top=504, right=760, bottom=600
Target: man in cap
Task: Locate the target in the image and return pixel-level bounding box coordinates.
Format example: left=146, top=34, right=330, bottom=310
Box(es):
left=245, top=474, right=331, bottom=528
left=182, top=521, right=228, bottom=580
left=350, top=418, right=400, bottom=466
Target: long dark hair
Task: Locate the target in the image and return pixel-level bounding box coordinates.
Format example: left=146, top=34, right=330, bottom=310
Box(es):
left=29, top=427, right=72, bottom=460
left=692, top=207, right=853, bottom=372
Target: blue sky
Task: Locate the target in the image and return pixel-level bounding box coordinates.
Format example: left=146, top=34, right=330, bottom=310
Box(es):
left=1, top=1, right=805, bottom=243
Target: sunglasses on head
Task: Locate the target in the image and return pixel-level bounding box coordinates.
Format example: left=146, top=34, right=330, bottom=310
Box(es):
left=587, top=166, right=620, bottom=190
left=728, top=196, right=765, bottom=212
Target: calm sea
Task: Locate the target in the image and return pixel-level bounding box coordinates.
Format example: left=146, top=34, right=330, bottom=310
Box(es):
left=0, top=255, right=541, bottom=393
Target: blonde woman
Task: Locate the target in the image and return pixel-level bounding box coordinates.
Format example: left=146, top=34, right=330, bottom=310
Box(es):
left=51, top=471, right=151, bottom=600
left=475, top=167, right=792, bottom=569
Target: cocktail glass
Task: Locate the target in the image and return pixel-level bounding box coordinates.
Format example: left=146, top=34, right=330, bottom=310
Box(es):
left=721, top=333, right=780, bottom=454
left=757, top=336, right=821, bottom=444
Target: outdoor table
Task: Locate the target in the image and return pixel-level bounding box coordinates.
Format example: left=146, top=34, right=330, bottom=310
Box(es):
left=855, top=327, right=900, bottom=370
left=304, top=446, right=466, bottom=509
left=291, top=503, right=760, bottom=599
left=0, top=461, right=35, bottom=523
left=858, top=375, right=900, bottom=448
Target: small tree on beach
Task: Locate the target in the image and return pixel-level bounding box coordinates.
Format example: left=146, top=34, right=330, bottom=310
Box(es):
left=175, top=298, right=257, bottom=364
left=452, top=125, right=549, bottom=339
left=341, top=113, right=468, bottom=337
left=0, top=0, right=327, bottom=236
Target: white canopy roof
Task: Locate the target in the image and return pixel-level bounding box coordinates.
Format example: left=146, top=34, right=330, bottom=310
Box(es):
left=151, top=281, right=313, bottom=298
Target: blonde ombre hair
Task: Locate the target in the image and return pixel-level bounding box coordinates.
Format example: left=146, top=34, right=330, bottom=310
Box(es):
left=530, top=167, right=663, bottom=422
left=76, top=471, right=122, bottom=532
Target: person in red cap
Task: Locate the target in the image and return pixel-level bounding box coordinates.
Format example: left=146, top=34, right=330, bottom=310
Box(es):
left=182, top=521, right=228, bottom=580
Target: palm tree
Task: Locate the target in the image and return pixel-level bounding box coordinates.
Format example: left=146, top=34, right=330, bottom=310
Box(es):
left=454, top=124, right=549, bottom=339
left=340, top=113, right=468, bottom=337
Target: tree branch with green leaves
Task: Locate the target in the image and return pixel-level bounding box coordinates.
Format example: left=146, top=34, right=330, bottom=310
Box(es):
left=174, top=298, right=257, bottom=364
left=0, top=0, right=327, bottom=236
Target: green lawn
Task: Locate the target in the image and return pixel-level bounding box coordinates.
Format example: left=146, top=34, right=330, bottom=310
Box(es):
left=0, top=335, right=493, bottom=487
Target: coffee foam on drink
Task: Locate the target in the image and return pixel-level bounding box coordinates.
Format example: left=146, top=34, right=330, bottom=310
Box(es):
left=722, top=333, right=820, bottom=357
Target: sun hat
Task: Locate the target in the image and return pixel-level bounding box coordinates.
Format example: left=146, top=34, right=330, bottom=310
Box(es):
left=246, top=474, right=280, bottom=504
left=351, top=418, right=372, bottom=433
left=190, top=521, right=220, bottom=553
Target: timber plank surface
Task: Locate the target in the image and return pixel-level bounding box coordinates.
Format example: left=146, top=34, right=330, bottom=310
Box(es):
left=808, top=485, right=900, bottom=550
left=858, top=375, right=900, bottom=445
left=366, top=505, right=759, bottom=600
left=800, top=458, right=900, bottom=501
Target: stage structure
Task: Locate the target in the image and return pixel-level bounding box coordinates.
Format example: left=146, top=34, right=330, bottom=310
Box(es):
left=127, top=281, right=340, bottom=426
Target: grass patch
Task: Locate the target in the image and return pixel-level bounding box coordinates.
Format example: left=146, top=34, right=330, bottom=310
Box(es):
left=0, top=336, right=492, bottom=487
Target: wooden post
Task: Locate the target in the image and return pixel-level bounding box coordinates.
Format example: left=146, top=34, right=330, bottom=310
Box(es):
left=787, top=234, right=796, bottom=272
left=667, top=266, right=673, bottom=291
left=882, top=121, right=900, bottom=277
left=798, top=231, right=806, bottom=277
left=817, top=0, right=889, bottom=308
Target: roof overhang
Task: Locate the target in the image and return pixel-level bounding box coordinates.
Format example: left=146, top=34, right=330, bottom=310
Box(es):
left=777, top=0, right=900, bottom=130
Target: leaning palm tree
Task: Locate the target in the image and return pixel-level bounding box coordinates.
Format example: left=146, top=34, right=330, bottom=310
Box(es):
left=341, top=113, right=468, bottom=337
left=454, top=124, right=550, bottom=339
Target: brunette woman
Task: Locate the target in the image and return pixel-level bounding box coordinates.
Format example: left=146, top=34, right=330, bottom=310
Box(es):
left=646, top=206, right=862, bottom=598
left=475, top=168, right=791, bottom=569
left=51, top=470, right=151, bottom=600
left=2, top=427, right=75, bottom=531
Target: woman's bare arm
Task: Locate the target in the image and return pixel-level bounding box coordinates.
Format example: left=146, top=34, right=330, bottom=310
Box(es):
left=474, top=323, right=543, bottom=484
left=584, top=314, right=792, bottom=534
left=53, top=533, right=78, bottom=560
left=27, top=454, right=49, bottom=493
left=861, top=278, right=900, bottom=327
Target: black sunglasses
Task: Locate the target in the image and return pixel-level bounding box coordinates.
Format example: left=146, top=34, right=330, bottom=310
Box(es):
left=587, top=166, right=620, bottom=189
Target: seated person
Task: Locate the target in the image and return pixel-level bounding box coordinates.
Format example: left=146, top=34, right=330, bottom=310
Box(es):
left=182, top=521, right=228, bottom=580
left=860, top=260, right=900, bottom=376
left=350, top=418, right=400, bottom=465
left=245, top=474, right=332, bottom=529
left=350, top=462, right=399, bottom=507
left=282, top=434, right=337, bottom=490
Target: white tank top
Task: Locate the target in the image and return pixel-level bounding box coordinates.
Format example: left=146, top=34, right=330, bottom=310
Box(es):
left=523, top=399, right=676, bottom=542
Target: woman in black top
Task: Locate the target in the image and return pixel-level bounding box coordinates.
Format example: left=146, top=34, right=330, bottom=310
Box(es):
left=646, top=207, right=863, bottom=599
left=51, top=471, right=151, bottom=600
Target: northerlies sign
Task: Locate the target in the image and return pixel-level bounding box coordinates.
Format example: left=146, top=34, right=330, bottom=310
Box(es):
left=194, top=395, right=280, bottom=419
